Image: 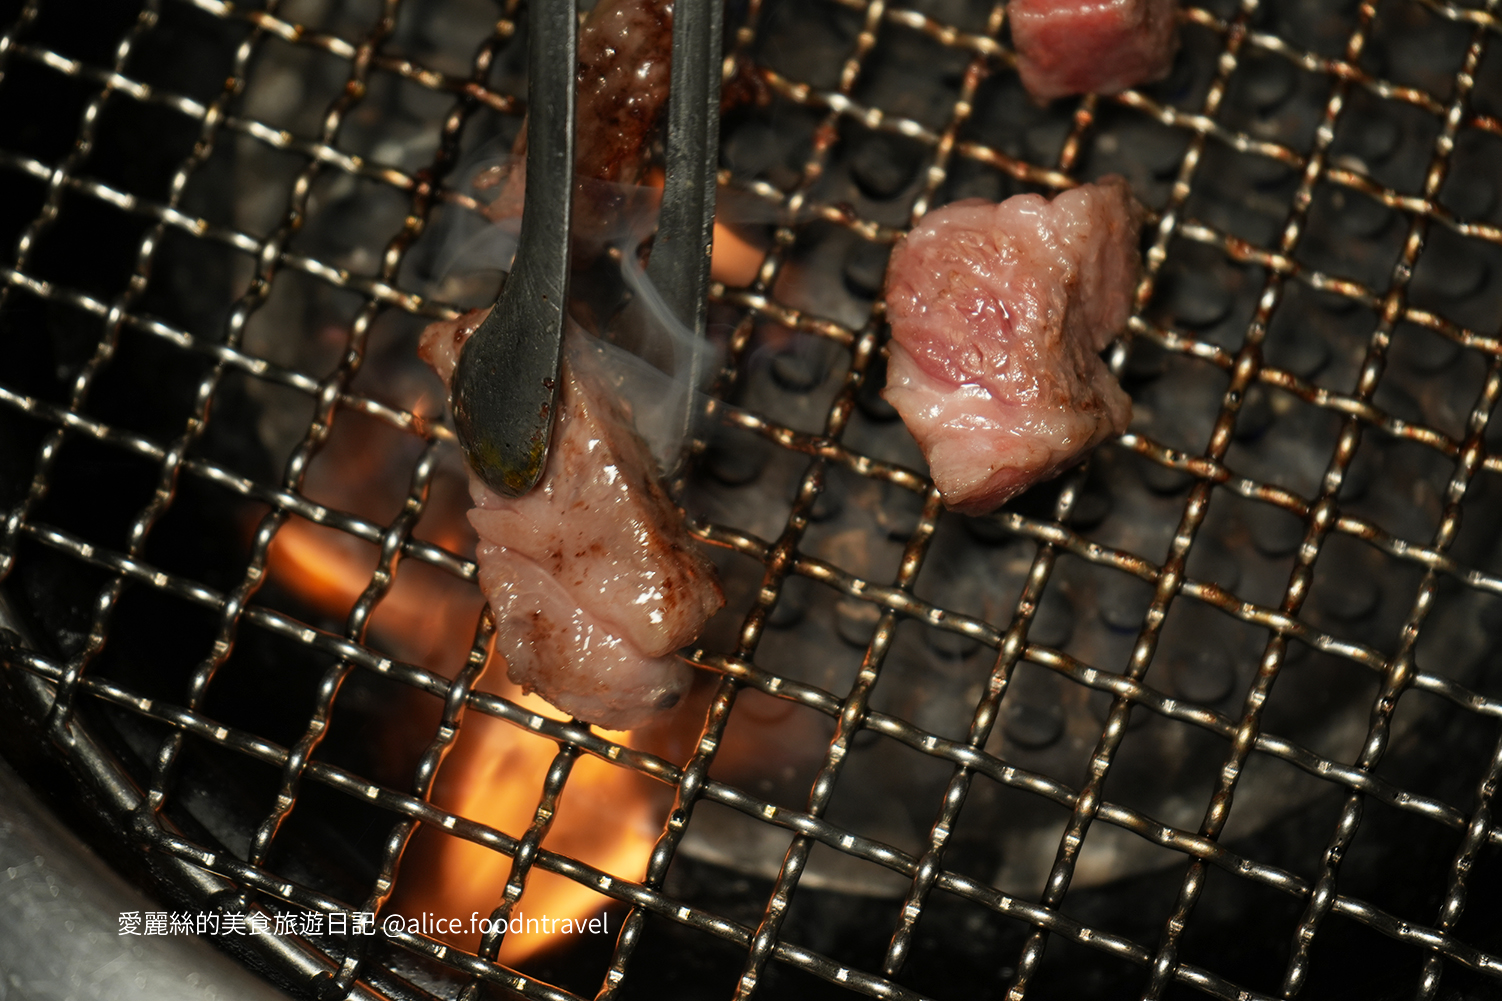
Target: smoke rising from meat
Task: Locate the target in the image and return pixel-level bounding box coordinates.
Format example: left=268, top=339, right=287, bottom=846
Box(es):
left=432, top=149, right=734, bottom=475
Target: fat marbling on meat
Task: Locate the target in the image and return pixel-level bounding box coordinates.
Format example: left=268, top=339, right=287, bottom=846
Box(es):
left=1009, top=0, right=1180, bottom=101
left=421, top=310, right=724, bottom=730
left=881, top=176, right=1142, bottom=515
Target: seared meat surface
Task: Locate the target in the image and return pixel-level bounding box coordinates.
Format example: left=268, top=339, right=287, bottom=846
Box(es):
left=882, top=177, right=1142, bottom=515
left=421, top=310, right=723, bottom=730
left=1010, top=0, right=1179, bottom=101
left=486, top=0, right=674, bottom=247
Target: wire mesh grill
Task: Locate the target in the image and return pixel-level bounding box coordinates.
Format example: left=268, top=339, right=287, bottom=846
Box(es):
left=0, top=0, right=1501, bottom=998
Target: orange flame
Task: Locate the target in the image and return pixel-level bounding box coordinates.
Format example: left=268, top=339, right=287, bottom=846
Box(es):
left=711, top=220, right=767, bottom=288
left=391, top=702, right=659, bottom=960
left=642, top=167, right=768, bottom=288
left=263, top=410, right=660, bottom=965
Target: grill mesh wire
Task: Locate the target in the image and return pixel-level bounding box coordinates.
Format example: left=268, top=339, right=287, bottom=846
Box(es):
left=0, top=0, right=1501, bottom=997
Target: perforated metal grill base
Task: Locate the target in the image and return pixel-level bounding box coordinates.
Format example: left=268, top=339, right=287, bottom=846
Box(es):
left=1, top=0, right=1502, bottom=999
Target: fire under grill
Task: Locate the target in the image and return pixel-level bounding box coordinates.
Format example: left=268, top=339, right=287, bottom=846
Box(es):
left=2, top=0, right=1502, bottom=998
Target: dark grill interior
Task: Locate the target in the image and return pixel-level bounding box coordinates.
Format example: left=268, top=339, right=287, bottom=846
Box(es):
left=2, top=0, right=1502, bottom=999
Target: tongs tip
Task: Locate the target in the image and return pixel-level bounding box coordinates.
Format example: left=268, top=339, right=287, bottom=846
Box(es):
left=451, top=0, right=576, bottom=497
left=452, top=292, right=565, bottom=498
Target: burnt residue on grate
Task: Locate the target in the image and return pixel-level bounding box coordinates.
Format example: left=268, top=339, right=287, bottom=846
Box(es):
left=2, top=0, right=1502, bottom=999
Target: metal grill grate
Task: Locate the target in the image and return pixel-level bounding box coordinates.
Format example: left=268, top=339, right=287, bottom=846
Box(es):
left=1, top=0, right=1501, bottom=998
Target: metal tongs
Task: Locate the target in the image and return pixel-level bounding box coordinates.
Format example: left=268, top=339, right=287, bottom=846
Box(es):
left=452, top=0, right=724, bottom=497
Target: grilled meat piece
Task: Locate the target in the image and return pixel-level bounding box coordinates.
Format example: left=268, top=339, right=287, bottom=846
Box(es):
left=881, top=176, right=1142, bottom=515
left=1010, top=0, right=1180, bottom=101
left=421, top=310, right=723, bottom=730
left=485, top=0, right=675, bottom=247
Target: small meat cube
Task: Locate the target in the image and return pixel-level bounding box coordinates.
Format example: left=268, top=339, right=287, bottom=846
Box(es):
left=1010, top=0, right=1179, bottom=102
left=421, top=310, right=724, bottom=730
left=881, top=176, right=1142, bottom=515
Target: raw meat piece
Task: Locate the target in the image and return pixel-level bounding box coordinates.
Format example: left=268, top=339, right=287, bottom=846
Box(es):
left=1010, top=0, right=1180, bottom=101
left=881, top=176, right=1141, bottom=515
left=421, top=309, right=723, bottom=730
